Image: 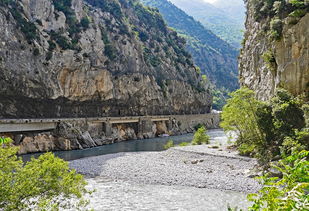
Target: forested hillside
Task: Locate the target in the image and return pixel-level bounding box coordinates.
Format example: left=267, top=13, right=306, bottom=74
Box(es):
left=169, top=0, right=245, bottom=48
left=141, top=0, right=239, bottom=99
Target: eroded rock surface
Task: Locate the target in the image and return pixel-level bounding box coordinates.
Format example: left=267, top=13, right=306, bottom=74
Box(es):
left=0, top=0, right=211, bottom=118
left=239, top=1, right=308, bottom=100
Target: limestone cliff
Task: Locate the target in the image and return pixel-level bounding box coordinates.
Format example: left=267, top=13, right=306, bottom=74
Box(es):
left=239, top=0, right=309, bottom=100
left=0, top=0, right=211, bottom=118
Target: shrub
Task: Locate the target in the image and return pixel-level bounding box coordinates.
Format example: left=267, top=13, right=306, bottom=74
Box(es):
left=248, top=150, right=309, bottom=210
left=238, top=143, right=256, bottom=156
left=192, top=126, right=210, bottom=145
left=0, top=137, right=11, bottom=144
left=104, top=44, right=117, bottom=60
left=164, top=140, right=174, bottom=149
left=194, top=123, right=204, bottom=131
left=262, top=50, right=277, bottom=71
left=9, top=7, right=38, bottom=43
left=80, top=17, right=90, bottom=29
left=33, top=48, right=40, bottom=56
left=178, top=142, right=189, bottom=147
left=0, top=140, right=90, bottom=210
left=270, top=18, right=283, bottom=40
left=46, top=51, right=53, bottom=61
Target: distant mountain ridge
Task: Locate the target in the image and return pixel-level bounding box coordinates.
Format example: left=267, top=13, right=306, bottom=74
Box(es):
left=169, top=0, right=245, bottom=48
left=141, top=0, right=239, bottom=91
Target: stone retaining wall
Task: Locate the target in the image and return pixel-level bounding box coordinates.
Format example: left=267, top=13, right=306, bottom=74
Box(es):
left=1, top=113, right=220, bottom=154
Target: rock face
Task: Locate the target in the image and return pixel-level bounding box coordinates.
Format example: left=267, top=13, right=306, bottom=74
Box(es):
left=0, top=0, right=211, bottom=118
left=239, top=1, right=309, bottom=100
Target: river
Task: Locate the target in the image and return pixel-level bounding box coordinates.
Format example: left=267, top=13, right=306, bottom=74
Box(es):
left=64, top=129, right=254, bottom=210
left=22, top=129, right=233, bottom=161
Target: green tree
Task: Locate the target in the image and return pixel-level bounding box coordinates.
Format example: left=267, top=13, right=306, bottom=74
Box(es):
left=256, top=89, right=306, bottom=162
left=0, top=140, right=90, bottom=210
left=192, top=126, right=210, bottom=145
left=220, top=87, right=264, bottom=152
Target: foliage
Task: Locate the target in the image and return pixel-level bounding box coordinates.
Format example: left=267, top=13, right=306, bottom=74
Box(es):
left=50, top=31, right=72, bottom=50
left=248, top=150, right=309, bottom=210
left=192, top=126, right=210, bottom=145
left=256, top=89, right=306, bottom=163
left=33, top=48, right=40, bottom=56
left=270, top=18, right=283, bottom=40
left=220, top=87, right=264, bottom=149
left=0, top=141, right=90, bottom=210
left=7, top=1, right=38, bottom=43
left=238, top=143, right=256, bottom=156
left=164, top=140, right=174, bottom=149
left=262, top=50, right=277, bottom=71
left=178, top=142, right=189, bottom=147
left=140, top=0, right=239, bottom=92
left=0, top=137, right=12, bottom=144
left=80, top=17, right=90, bottom=29
left=104, top=43, right=117, bottom=61
left=212, top=88, right=229, bottom=111
left=252, top=0, right=308, bottom=40
left=85, top=0, right=123, bottom=19
left=194, top=123, right=204, bottom=131
left=222, top=88, right=308, bottom=164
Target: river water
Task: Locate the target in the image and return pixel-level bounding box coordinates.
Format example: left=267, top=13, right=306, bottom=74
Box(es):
left=24, top=129, right=252, bottom=210
left=23, top=129, right=230, bottom=161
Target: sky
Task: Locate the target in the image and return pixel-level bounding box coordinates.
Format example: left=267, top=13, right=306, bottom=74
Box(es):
left=202, top=0, right=218, bottom=3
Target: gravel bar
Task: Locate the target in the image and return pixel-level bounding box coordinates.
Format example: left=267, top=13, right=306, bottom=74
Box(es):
left=70, top=145, right=260, bottom=193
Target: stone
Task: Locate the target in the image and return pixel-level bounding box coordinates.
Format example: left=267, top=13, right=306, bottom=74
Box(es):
left=239, top=3, right=309, bottom=100
left=0, top=0, right=212, bottom=118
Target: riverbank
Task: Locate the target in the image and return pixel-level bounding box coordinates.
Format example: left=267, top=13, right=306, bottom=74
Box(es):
left=69, top=142, right=260, bottom=210
left=70, top=146, right=260, bottom=193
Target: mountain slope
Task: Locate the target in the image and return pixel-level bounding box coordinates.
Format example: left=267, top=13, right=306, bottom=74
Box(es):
left=0, top=0, right=211, bottom=118
left=169, top=0, right=245, bottom=48
left=141, top=0, right=239, bottom=91
left=239, top=0, right=309, bottom=100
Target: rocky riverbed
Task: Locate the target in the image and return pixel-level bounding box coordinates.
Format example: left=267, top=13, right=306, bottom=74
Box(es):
left=70, top=141, right=260, bottom=210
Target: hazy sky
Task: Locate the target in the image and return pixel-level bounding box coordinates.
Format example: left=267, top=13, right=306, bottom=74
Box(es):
left=202, top=0, right=217, bottom=3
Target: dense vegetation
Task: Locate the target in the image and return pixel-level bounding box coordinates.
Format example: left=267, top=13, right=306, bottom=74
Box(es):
left=141, top=0, right=239, bottom=109
left=169, top=0, right=245, bottom=49
left=221, top=88, right=309, bottom=210
left=0, top=139, right=89, bottom=210
left=248, top=150, right=308, bottom=210
left=221, top=88, right=308, bottom=164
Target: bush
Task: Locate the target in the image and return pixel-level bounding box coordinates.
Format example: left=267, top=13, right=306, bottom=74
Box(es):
left=256, top=89, right=306, bottom=163
left=104, top=44, right=117, bottom=60
left=238, top=143, right=256, bottom=156
left=33, top=48, right=40, bottom=56
left=164, top=140, right=174, bottom=149
left=0, top=137, right=11, bottom=144
left=262, top=50, right=277, bottom=71
left=0, top=140, right=90, bottom=210
left=222, top=88, right=307, bottom=164
left=248, top=150, right=309, bottom=210
left=270, top=18, right=283, bottom=40
left=80, top=17, right=90, bottom=29
left=192, top=126, right=210, bottom=145
left=194, top=123, right=204, bottom=131
left=178, top=142, right=189, bottom=147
